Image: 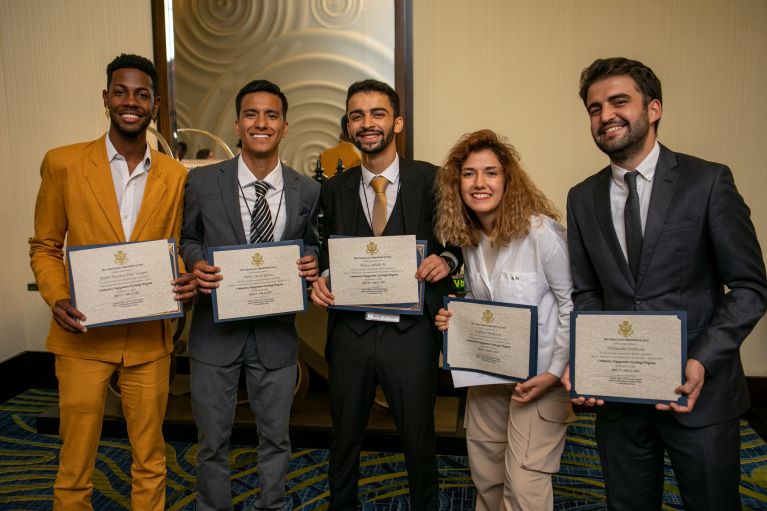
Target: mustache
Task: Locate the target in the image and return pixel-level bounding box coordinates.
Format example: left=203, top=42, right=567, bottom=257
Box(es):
left=598, top=120, right=627, bottom=135
left=356, top=128, right=383, bottom=137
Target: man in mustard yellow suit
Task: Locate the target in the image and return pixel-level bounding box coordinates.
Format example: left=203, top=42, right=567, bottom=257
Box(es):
left=29, top=54, right=195, bottom=511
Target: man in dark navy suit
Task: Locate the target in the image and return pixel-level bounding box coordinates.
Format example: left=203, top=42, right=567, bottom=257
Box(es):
left=565, top=57, right=767, bottom=510
left=310, top=79, right=461, bottom=510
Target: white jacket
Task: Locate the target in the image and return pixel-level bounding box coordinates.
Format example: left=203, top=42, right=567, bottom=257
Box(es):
left=455, top=215, right=573, bottom=386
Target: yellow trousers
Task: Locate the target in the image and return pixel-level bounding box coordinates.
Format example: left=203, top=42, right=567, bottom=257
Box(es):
left=53, top=354, right=169, bottom=511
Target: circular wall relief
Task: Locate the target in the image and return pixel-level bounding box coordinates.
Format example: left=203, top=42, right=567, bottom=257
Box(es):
left=310, top=0, right=362, bottom=29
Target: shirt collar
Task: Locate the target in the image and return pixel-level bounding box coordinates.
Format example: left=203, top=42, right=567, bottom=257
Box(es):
left=361, top=154, right=400, bottom=187
left=610, top=140, right=660, bottom=189
left=105, top=132, right=152, bottom=171
left=237, top=155, right=283, bottom=189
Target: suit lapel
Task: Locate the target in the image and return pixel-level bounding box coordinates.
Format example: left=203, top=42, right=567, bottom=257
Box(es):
left=341, top=167, right=361, bottom=234
left=84, top=136, right=124, bottom=241
left=594, top=166, right=635, bottom=287
left=218, top=158, right=247, bottom=245
left=282, top=165, right=300, bottom=240
left=637, top=145, right=679, bottom=287
left=398, top=160, right=420, bottom=234
left=131, top=149, right=167, bottom=241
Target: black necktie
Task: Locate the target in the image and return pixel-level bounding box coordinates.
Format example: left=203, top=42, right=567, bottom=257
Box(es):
left=250, top=181, right=274, bottom=244
left=624, top=171, right=643, bottom=280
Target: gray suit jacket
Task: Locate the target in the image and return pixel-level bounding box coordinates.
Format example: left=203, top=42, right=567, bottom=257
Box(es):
left=180, top=157, right=320, bottom=369
left=567, top=144, right=767, bottom=427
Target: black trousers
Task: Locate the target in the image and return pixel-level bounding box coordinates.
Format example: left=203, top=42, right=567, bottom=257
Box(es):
left=596, top=404, right=741, bottom=511
left=327, top=319, right=439, bottom=510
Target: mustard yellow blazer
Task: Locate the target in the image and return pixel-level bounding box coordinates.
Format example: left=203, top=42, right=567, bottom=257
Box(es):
left=29, top=135, right=188, bottom=366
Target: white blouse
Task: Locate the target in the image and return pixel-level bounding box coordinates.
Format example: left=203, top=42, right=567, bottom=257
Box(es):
left=453, top=215, right=573, bottom=386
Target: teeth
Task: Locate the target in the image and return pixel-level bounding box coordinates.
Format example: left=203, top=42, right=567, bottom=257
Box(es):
left=473, top=193, right=491, bottom=199
left=605, top=126, right=623, bottom=133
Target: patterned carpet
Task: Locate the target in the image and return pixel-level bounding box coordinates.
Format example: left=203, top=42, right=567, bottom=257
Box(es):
left=1, top=389, right=766, bottom=510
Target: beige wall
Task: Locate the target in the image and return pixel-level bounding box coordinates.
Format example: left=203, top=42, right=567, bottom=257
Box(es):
left=2, top=0, right=766, bottom=376
left=0, top=0, right=153, bottom=362
left=413, top=0, right=767, bottom=375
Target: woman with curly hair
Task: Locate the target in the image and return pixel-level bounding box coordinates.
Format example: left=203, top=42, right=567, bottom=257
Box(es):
left=434, top=129, right=575, bottom=510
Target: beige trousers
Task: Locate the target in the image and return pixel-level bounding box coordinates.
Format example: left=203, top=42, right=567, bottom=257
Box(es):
left=465, top=383, right=575, bottom=511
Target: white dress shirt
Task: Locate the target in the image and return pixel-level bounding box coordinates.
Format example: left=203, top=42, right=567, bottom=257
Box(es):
left=237, top=156, right=287, bottom=242
left=452, top=215, right=574, bottom=387
left=610, top=141, right=660, bottom=261
left=106, top=133, right=151, bottom=240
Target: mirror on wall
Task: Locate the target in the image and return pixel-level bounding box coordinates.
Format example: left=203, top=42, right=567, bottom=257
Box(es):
left=152, top=0, right=413, bottom=174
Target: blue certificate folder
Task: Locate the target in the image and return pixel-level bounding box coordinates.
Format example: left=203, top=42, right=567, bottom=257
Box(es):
left=441, top=297, right=538, bottom=381
left=569, top=311, right=688, bottom=406
left=208, top=239, right=307, bottom=322
left=328, top=238, right=427, bottom=316
left=66, top=239, right=183, bottom=328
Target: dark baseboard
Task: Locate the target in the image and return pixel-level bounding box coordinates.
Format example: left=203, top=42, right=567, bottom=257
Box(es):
left=748, top=376, right=767, bottom=407
left=0, top=351, right=56, bottom=403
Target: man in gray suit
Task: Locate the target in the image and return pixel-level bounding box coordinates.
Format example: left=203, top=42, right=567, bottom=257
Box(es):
left=565, top=57, right=767, bottom=510
left=181, top=79, right=320, bottom=510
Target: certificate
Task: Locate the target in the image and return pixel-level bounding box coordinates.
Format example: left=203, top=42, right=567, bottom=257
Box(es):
left=570, top=311, right=688, bottom=405
left=209, top=240, right=307, bottom=322
left=67, top=239, right=182, bottom=328
left=328, top=235, right=426, bottom=315
left=442, top=297, right=538, bottom=383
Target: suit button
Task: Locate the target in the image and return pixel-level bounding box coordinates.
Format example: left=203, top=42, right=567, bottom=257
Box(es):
left=634, top=299, right=641, bottom=305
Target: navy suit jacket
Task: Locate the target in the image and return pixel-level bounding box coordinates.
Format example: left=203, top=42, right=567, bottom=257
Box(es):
left=180, top=158, right=320, bottom=369
left=318, top=158, right=461, bottom=340
left=567, top=144, right=767, bottom=427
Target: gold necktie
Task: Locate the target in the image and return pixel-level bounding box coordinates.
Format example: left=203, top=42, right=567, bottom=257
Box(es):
left=370, top=175, right=388, bottom=236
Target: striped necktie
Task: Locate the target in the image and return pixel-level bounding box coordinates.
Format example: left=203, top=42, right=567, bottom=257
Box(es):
left=250, top=181, right=274, bottom=243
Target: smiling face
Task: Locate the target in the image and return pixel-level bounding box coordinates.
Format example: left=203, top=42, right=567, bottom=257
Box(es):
left=235, top=91, right=288, bottom=162
left=460, top=149, right=506, bottom=234
left=346, top=91, right=403, bottom=156
left=102, top=67, right=159, bottom=139
left=586, top=75, right=661, bottom=168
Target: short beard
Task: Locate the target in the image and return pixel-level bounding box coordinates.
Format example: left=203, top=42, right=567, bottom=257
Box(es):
left=110, top=111, right=151, bottom=139
left=595, top=110, right=651, bottom=165
left=354, top=126, right=395, bottom=155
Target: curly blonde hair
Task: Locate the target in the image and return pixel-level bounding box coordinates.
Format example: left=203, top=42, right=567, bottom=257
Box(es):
left=435, top=129, right=559, bottom=247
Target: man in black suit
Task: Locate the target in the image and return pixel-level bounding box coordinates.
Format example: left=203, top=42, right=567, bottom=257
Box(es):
left=565, top=57, right=767, bottom=510
left=310, top=79, right=461, bottom=510
left=181, top=80, right=320, bottom=510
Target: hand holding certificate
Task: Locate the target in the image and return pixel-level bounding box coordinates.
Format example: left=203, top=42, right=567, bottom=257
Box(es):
left=209, top=240, right=307, bottom=322
left=67, top=239, right=183, bottom=328
left=442, top=297, right=538, bottom=384
left=569, top=311, right=687, bottom=405
left=327, top=235, right=426, bottom=315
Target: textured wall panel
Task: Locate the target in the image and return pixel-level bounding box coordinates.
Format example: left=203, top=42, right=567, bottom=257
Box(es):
left=173, top=0, right=395, bottom=174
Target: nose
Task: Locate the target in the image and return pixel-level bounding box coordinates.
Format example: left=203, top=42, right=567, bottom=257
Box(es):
left=600, top=105, right=616, bottom=124
left=475, top=172, right=487, bottom=188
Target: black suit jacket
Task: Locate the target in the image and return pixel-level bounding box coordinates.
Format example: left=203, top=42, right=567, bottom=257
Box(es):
left=567, top=144, right=767, bottom=427
left=318, top=158, right=461, bottom=339
left=180, top=158, right=320, bottom=369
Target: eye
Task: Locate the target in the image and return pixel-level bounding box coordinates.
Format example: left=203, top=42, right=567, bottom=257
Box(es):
left=460, top=169, right=474, bottom=178
left=267, top=112, right=279, bottom=120
left=588, top=106, right=600, bottom=116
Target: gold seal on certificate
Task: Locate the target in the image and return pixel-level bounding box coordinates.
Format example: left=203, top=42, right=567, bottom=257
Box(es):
left=66, top=239, right=182, bottom=328
left=570, top=311, right=687, bottom=404
left=209, top=240, right=307, bottom=322
left=443, top=297, right=537, bottom=381
left=328, top=235, right=424, bottom=314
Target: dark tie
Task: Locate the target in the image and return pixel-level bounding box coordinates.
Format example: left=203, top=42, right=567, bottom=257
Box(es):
left=250, top=181, right=274, bottom=244
left=624, top=171, right=643, bottom=280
